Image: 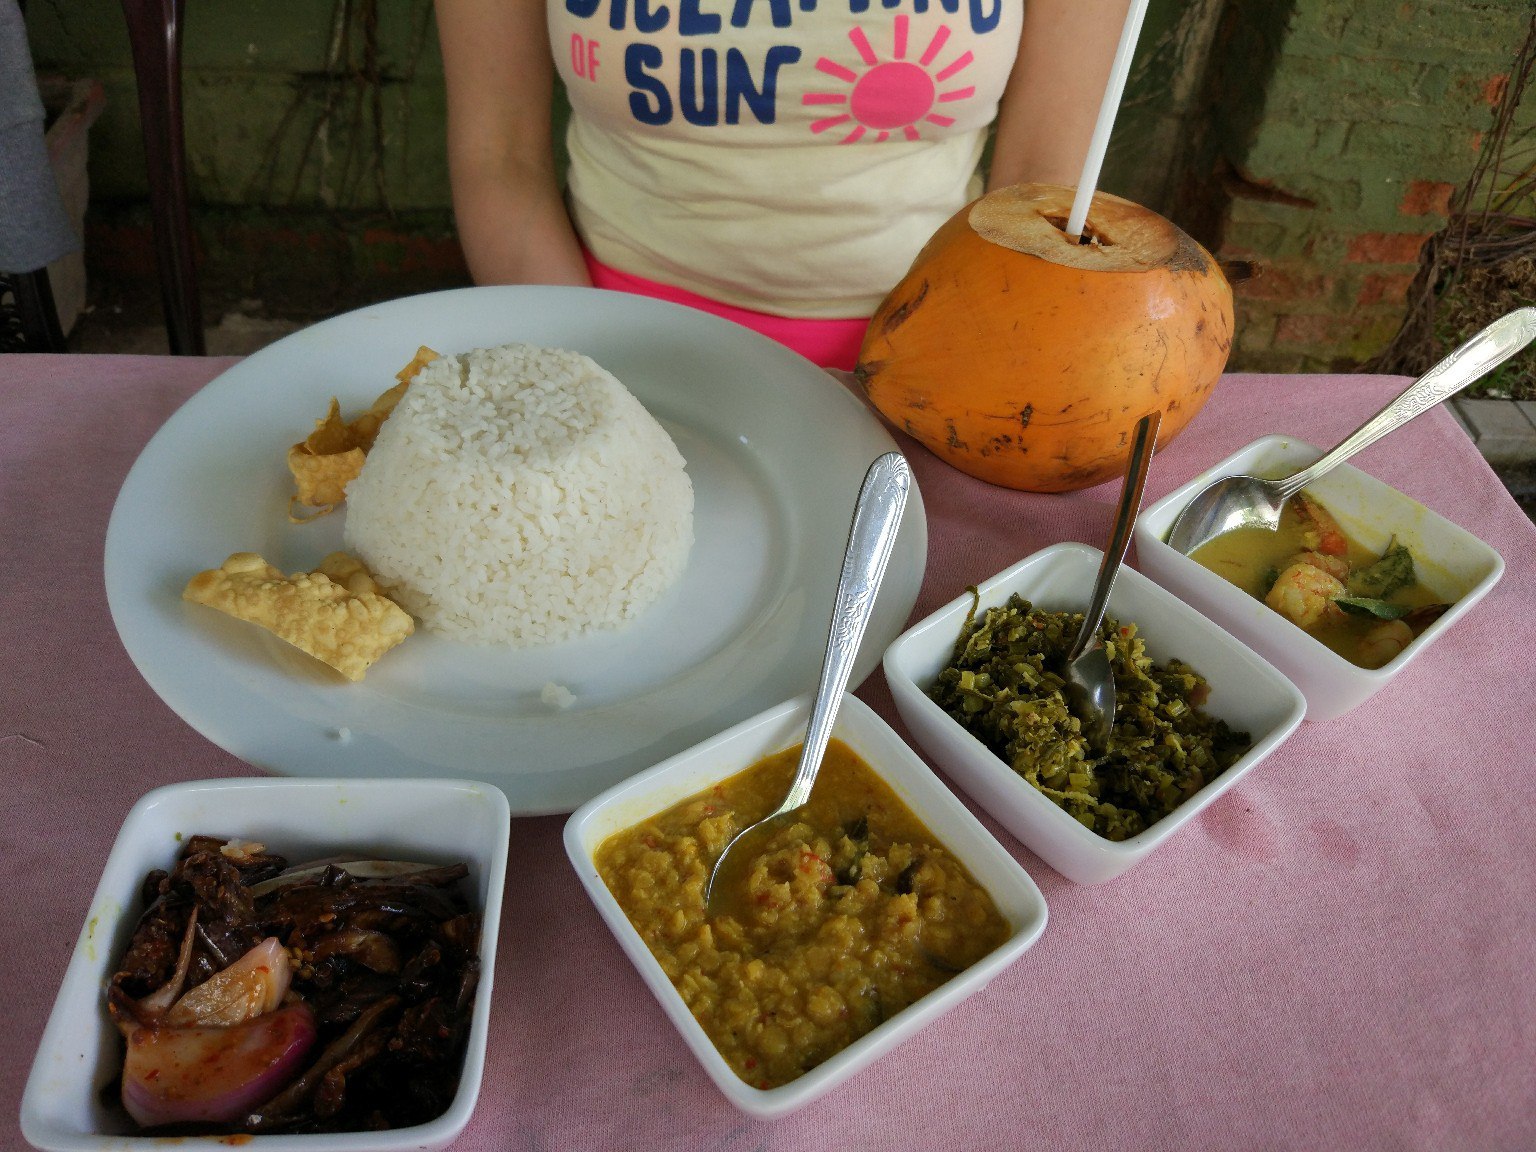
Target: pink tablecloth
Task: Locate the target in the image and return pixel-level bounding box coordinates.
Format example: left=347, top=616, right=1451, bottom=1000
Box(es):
left=5, top=355, right=1534, bottom=1150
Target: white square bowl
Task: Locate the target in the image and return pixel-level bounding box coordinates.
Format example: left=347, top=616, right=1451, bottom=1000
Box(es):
left=883, top=542, right=1307, bottom=885
left=563, top=692, right=1048, bottom=1120
left=21, top=777, right=511, bottom=1152
left=1135, top=435, right=1505, bottom=722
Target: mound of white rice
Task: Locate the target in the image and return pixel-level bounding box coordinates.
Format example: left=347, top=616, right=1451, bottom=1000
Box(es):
left=343, top=342, right=694, bottom=646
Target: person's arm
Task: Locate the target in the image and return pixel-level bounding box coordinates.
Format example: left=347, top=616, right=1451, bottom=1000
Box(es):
left=435, top=0, right=590, bottom=285
left=985, top=0, right=1132, bottom=191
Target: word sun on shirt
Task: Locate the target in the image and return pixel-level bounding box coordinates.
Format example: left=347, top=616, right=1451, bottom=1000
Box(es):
left=563, top=0, right=1007, bottom=127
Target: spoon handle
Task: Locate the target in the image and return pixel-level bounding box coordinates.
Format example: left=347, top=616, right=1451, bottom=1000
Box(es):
left=781, top=451, right=912, bottom=812
left=1276, top=306, right=1536, bottom=501
left=1068, top=411, right=1160, bottom=662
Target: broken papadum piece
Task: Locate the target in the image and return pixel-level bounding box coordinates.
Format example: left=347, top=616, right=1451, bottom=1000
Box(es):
left=286, top=346, right=439, bottom=523
left=183, top=552, right=414, bottom=682
left=392, top=344, right=440, bottom=387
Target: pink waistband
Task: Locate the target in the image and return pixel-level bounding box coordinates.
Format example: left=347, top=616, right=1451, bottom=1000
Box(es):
left=582, top=251, right=868, bottom=372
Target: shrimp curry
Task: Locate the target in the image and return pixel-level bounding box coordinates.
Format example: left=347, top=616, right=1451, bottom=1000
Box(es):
left=1190, top=492, right=1449, bottom=669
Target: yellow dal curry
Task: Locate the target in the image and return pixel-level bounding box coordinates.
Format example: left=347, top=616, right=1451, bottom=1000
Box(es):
left=595, top=740, right=1010, bottom=1089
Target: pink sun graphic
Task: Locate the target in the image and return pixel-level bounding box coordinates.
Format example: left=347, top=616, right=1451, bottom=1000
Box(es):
left=803, top=16, right=976, bottom=143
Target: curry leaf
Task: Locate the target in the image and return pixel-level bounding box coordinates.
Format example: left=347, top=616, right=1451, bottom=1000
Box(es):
left=1334, top=595, right=1411, bottom=619
left=1347, top=540, right=1416, bottom=599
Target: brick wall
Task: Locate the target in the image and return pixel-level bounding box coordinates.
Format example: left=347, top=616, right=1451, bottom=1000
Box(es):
left=1210, top=1, right=1532, bottom=372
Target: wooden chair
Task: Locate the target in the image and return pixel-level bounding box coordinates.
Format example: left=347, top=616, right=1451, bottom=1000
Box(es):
left=0, top=269, right=66, bottom=352
left=120, top=0, right=205, bottom=354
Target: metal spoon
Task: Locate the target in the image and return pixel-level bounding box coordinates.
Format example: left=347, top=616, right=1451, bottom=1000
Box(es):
left=702, top=451, right=912, bottom=915
left=1061, top=411, right=1161, bottom=754
left=1165, top=306, right=1536, bottom=557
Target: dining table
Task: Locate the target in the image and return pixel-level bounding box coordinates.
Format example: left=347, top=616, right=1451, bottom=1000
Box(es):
left=5, top=350, right=1534, bottom=1152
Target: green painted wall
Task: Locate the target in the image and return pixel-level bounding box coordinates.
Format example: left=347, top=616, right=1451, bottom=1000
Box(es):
left=27, top=0, right=449, bottom=209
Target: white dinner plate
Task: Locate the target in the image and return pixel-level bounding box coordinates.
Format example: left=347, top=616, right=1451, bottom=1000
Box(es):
left=104, top=286, right=926, bottom=815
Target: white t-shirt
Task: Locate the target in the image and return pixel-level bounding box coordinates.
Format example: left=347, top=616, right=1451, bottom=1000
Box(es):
left=549, top=0, right=1025, bottom=317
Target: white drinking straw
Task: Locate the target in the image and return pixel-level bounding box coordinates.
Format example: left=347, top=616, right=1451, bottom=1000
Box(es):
left=1065, top=0, right=1152, bottom=240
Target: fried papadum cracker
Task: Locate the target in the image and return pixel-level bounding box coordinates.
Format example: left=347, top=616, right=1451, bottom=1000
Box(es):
left=183, top=552, right=414, bottom=682
left=287, top=346, right=439, bottom=522
left=393, top=344, right=440, bottom=386
left=286, top=400, right=367, bottom=516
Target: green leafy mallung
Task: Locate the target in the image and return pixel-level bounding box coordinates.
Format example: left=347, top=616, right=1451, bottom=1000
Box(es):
left=928, top=592, right=1251, bottom=842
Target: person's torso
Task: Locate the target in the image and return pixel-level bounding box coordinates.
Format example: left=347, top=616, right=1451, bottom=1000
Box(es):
left=549, top=0, right=1024, bottom=317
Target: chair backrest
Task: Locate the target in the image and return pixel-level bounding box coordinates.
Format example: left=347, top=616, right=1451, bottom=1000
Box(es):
left=1, top=270, right=67, bottom=353
left=120, top=0, right=206, bottom=355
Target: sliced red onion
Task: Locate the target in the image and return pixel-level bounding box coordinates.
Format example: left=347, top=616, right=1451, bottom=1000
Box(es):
left=165, top=937, right=292, bottom=1028
left=121, top=1002, right=317, bottom=1128
left=127, top=906, right=200, bottom=1028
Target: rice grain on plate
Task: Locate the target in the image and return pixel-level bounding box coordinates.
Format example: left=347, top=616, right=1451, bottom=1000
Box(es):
left=343, top=342, right=693, bottom=645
